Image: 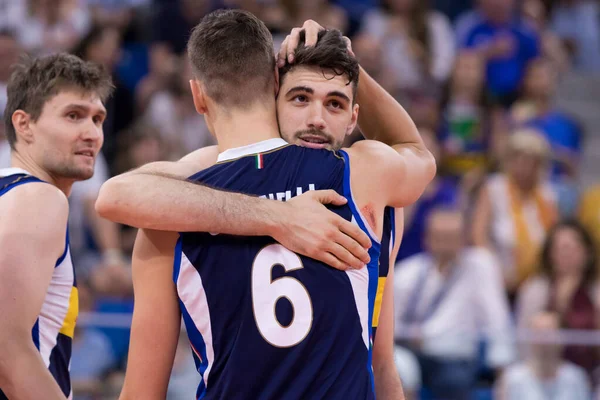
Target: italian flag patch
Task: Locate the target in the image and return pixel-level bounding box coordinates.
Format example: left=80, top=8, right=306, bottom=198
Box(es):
left=256, top=153, right=264, bottom=169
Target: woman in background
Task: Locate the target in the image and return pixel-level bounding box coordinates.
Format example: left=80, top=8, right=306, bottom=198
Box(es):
left=471, top=129, right=557, bottom=295
left=516, top=220, right=600, bottom=383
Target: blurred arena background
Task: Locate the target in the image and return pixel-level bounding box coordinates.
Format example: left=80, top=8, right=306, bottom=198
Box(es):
left=1, top=0, right=600, bottom=398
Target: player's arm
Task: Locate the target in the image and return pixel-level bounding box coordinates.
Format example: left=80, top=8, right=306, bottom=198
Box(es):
left=347, top=68, right=435, bottom=206
left=372, top=210, right=405, bottom=400
left=0, top=184, right=70, bottom=400
left=119, top=229, right=181, bottom=400
left=96, top=147, right=371, bottom=271
left=344, top=139, right=435, bottom=209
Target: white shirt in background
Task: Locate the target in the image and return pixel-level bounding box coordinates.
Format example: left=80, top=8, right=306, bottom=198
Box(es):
left=394, top=247, right=515, bottom=368
left=361, top=9, right=456, bottom=90
left=500, top=362, right=592, bottom=400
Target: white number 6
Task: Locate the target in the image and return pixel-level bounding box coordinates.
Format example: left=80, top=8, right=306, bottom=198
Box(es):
left=251, top=244, right=313, bottom=348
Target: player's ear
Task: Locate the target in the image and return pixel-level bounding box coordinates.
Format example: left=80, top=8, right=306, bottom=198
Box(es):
left=346, top=103, right=359, bottom=136
left=189, top=79, right=208, bottom=115
left=11, top=110, right=34, bottom=144
left=273, top=62, right=280, bottom=97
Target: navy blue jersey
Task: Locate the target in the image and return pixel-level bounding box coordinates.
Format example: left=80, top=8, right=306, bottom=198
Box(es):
left=174, top=139, right=381, bottom=400
left=0, top=168, right=77, bottom=400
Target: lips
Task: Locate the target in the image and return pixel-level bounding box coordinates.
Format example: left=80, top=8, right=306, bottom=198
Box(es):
left=75, top=149, right=95, bottom=158
left=298, top=134, right=332, bottom=149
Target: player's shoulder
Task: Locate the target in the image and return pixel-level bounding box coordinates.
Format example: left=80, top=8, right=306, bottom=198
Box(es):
left=342, top=140, right=400, bottom=169
left=179, top=145, right=219, bottom=169
left=1, top=180, right=68, bottom=221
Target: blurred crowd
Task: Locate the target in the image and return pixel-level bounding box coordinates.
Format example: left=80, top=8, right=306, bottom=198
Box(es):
left=1, top=0, right=600, bottom=399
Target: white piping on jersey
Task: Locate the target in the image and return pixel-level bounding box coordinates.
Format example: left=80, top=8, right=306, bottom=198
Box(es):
left=177, top=252, right=215, bottom=387
left=345, top=267, right=371, bottom=349
left=0, top=167, right=33, bottom=177
left=217, top=138, right=288, bottom=162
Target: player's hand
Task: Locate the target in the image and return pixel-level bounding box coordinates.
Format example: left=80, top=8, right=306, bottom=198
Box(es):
left=277, top=20, right=354, bottom=67
left=271, top=190, right=371, bottom=270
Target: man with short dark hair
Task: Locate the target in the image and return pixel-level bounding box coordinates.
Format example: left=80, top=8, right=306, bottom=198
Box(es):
left=99, top=10, right=434, bottom=400
left=0, top=53, right=113, bottom=400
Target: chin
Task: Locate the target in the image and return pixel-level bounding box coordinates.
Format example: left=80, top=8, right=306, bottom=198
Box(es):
left=59, top=167, right=95, bottom=182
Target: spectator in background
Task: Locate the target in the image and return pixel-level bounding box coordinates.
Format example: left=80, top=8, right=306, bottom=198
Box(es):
left=151, top=0, right=210, bottom=56
left=0, top=31, right=20, bottom=164
left=511, top=58, right=582, bottom=180
left=511, top=58, right=582, bottom=216
left=0, top=30, right=19, bottom=107
left=551, top=0, right=600, bottom=72
left=278, top=0, right=348, bottom=34
left=432, top=0, right=473, bottom=22
left=268, top=0, right=348, bottom=51
left=87, top=0, right=149, bottom=32
left=142, top=0, right=210, bottom=111
left=142, top=54, right=214, bottom=158
left=516, top=220, right=600, bottom=381
left=113, top=120, right=169, bottom=251
left=18, top=0, right=91, bottom=55
left=521, top=0, right=571, bottom=73
left=351, top=34, right=390, bottom=86
left=71, top=282, right=117, bottom=400
left=456, top=0, right=540, bottom=107
left=496, top=311, right=592, bottom=400
left=74, top=24, right=135, bottom=174
left=0, top=0, right=26, bottom=33
left=439, top=50, right=492, bottom=181
left=471, top=129, right=557, bottom=295
left=360, top=0, right=455, bottom=98
left=395, top=208, right=515, bottom=399
left=396, top=128, right=460, bottom=261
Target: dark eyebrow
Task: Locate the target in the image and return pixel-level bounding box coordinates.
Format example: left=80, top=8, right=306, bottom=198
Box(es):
left=285, top=86, right=351, bottom=104
left=327, top=91, right=351, bottom=104
left=285, top=86, right=314, bottom=97
left=64, top=103, right=107, bottom=118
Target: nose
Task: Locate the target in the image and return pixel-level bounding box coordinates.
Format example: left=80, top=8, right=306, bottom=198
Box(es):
left=307, top=103, right=326, bottom=131
left=81, top=118, right=104, bottom=146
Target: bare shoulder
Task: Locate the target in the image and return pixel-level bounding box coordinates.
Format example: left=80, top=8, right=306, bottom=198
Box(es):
left=0, top=182, right=69, bottom=224
left=344, top=139, right=397, bottom=159
left=0, top=182, right=68, bottom=256
left=134, top=145, right=219, bottom=180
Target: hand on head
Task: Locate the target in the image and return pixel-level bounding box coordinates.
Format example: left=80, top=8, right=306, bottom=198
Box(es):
left=277, top=20, right=353, bottom=67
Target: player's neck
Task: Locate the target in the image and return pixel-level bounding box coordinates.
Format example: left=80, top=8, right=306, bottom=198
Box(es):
left=10, top=151, right=73, bottom=196
left=213, top=106, right=281, bottom=153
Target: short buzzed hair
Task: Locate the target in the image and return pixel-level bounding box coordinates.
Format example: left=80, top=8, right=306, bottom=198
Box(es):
left=187, top=9, right=276, bottom=108
left=4, top=53, right=113, bottom=150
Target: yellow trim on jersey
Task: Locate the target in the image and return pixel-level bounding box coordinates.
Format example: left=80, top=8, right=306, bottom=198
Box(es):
left=59, top=286, right=79, bottom=338
left=371, top=277, right=387, bottom=327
